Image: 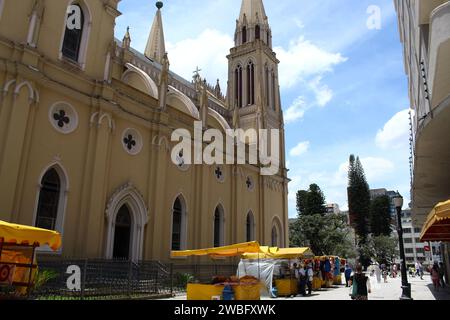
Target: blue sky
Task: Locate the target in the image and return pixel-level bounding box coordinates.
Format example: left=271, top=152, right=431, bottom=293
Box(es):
left=114, top=0, right=412, bottom=218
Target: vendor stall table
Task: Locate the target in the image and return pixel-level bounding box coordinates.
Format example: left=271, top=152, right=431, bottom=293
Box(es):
left=172, top=242, right=262, bottom=301
left=0, top=220, right=61, bottom=297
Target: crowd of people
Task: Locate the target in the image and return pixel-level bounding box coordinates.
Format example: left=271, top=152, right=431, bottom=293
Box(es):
left=292, top=263, right=314, bottom=296
left=341, top=261, right=448, bottom=300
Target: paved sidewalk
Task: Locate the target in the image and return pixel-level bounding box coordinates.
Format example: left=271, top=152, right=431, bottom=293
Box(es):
left=167, top=275, right=450, bottom=301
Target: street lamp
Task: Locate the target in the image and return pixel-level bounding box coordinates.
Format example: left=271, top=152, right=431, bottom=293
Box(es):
left=393, top=192, right=413, bottom=300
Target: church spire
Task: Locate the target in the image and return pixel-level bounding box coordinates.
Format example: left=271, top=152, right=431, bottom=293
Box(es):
left=235, top=0, right=272, bottom=48
left=145, top=1, right=166, bottom=64
left=238, top=0, right=268, bottom=25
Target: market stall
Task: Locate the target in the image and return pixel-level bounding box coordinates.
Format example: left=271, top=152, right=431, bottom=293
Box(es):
left=240, top=247, right=314, bottom=297
left=171, top=242, right=262, bottom=300
left=0, top=220, right=62, bottom=297
left=331, top=256, right=342, bottom=285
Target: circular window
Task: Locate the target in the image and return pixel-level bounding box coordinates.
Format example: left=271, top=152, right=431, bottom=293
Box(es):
left=214, top=166, right=225, bottom=183
left=122, top=128, right=143, bottom=155
left=49, top=102, right=78, bottom=134
left=246, top=176, right=255, bottom=191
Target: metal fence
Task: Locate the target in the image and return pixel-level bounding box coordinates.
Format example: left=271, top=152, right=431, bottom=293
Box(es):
left=20, top=259, right=238, bottom=300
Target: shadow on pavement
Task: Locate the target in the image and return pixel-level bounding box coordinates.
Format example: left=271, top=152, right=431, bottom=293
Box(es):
left=426, top=284, right=450, bottom=300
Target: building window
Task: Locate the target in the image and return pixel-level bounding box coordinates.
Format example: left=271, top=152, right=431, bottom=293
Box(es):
left=35, top=169, right=61, bottom=230
left=112, top=205, right=132, bottom=260
left=246, top=61, right=255, bottom=105
left=405, top=248, right=414, bottom=254
left=49, top=102, right=79, bottom=134
left=414, top=228, right=421, bottom=233
left=271, top=226, right=278, bottom=247
left=255, top=25, right=260, bottom=40
left=403, top=228, right=412, bottom=234
left=242, top=26, right=247, bottom=44
left=404, top=238, right=413, bottom=243
left=246, top=212, right=255, bottom=242
left=171, top=197, right=186, bottom=251
left=235, top=65, right=243, bottom=108
left=271, top=72, right=276, bottom=110
left=213, top=206, right=224, bottom=248
left=122, top=128, right=143, bottom=156
left=265, top=65, right=270, bottom=107
left=62, top=4, right=84, bottom=62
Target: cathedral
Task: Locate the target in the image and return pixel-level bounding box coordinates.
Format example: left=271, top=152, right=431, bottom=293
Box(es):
left=0, top=0, right=289, bottom=262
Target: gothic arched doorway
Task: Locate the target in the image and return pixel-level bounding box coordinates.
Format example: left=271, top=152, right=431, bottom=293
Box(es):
left=113, top=204, right=132, bottom=260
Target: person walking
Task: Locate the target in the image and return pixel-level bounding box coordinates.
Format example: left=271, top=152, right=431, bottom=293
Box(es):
left=382, top=266, right=388, bottom=283
left=299, top=264, right=307, bottom=296
left=375, top=264, right=382, bottom=284
left=306, top=263, right=314, bottom=296
left=418, top=262, right=424, bottom=280
left=344, top=264, right=353, bottom=287
left=431, top=263, right=440, bottom=291
left=349, top=263, right=371, bottom=300
left=439, top=262, right=446, bottom=288
left=393, top=264, right=398, bottom=278
left=292, top=263, right=300, bottom=296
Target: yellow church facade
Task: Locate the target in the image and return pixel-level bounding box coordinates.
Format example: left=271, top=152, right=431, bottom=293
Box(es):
left=0, top=0, right=289, bottom=262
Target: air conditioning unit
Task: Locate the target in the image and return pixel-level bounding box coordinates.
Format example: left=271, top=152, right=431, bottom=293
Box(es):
left=0, top=264, right=16, bottom=285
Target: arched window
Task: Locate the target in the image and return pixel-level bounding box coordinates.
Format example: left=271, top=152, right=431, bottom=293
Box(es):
left=255, top=25, right=261, bottom=40
left=235, top=65, right=243, bottom=108
left=172, top=196, right=186, bottom=251
left=246, top=212, right=255, bottom=242
left=242, top=26, right=247, bottom=44
left=246, top=61, right=255, bottom=106
left=62, top=4, right=84, bottom=62
left=272, top=72, right=276, bottom=110
left=265, top=65, right=270, bottom=107
left=35, top=169, right=61, bottom=230
left=113, top=205, right=132, bottom=260
left=213, top=206, right=224, bottom=247
left=271, top=226, right=278, bottom=247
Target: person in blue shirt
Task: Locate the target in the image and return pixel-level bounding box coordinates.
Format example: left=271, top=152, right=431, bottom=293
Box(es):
left=344, top=264, right=353, bottom=287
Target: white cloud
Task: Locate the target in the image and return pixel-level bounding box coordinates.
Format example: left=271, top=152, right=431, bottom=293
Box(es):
left=274, top=36, right=347, bottom=89
left=290, top=141, right=310, bottom=157
left=334, top=157, right=395, bottom=187
left=309, top=76, right=333, bottom=107
left=284, top=96, right=308, bottom=123
left=376, top=109, right=411, bottom=150
left=166, top=29, right=234, bottom=86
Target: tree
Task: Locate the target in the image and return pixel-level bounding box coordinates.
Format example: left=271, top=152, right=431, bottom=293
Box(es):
left=290, top=214, right=357, bottom=258
left=296, top=184, right=326, bottom=216
left=296, top=190, right=308, bottom=216
left=347, top=155, right=371, bottom=243
left=358, top=235, right=399, bottom=266
left=370, top=195, right=392, bottom=236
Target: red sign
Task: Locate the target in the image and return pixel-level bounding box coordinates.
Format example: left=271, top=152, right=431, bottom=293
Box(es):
left=424, top=246, right=431, bottom=252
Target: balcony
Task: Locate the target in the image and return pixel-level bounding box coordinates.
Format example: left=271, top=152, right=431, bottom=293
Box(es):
left=428, top=1, right=450, bottom=109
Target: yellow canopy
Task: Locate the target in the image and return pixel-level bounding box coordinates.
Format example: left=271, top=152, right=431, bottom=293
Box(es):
left=420, top=199, right=450, bottom=242
left=171, top=241, right=261, bottom=258
left=0, top=220, right=62, bottom=251
left=242, top=247, right=314, bottom=260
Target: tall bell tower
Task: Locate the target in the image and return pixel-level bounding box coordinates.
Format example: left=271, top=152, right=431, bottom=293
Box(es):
left=227, top=0, right=283, bottom=134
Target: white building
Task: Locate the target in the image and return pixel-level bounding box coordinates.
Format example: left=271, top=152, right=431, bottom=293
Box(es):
left=326, top=203, right=341, bottom=215
left=394, top=0, right=450, bottom=280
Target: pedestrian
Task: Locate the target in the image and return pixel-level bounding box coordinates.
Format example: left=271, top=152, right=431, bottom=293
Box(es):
left=349, top=263, right=372, bottom=300
left=375, top=264, right=382, bottom=284
left=382, top=266, right=388, bottom=283
left=299, top=264, right=307, bottom=296
left=344, top=264, right=353, bottom=287
left=306, top=263, right=314, bottom=296
left=393, top=264, right=398, bottom=278
left=439, top=262, right=446, bottom=288
left=418, top=262, right=424, bottom=280
left=292, top=263, right=300, bottom=296
left=431, top=262, right=440, bottom=291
